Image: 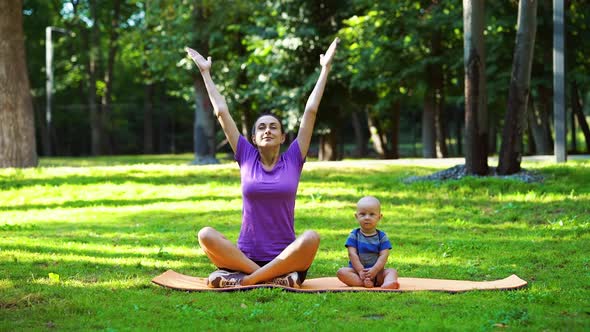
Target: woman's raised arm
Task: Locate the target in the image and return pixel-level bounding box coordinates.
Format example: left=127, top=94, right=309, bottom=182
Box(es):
left=296, top=37, right=339, bottom=159
left=186, top=47, right=241, bottom=153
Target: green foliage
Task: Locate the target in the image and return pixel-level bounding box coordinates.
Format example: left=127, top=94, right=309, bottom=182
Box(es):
left=1, top=158, right=589, bottom=330
left=20, top=1, right=590, bottom=157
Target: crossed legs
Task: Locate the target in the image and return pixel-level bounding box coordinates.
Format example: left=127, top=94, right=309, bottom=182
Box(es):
left=197, top=227, right=320, bottom=286
left=337, top=267, right=399, bottom=289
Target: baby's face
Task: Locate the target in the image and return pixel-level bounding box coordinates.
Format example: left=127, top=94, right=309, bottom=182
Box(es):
left=355, top=201, right=382, bottom=233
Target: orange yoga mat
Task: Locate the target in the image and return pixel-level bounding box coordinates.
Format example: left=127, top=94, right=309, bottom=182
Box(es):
left=152, top=270, right=527, bottom=293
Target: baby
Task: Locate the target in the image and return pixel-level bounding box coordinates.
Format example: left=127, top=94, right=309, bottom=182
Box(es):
left=336, top=196, right=399, bottom=289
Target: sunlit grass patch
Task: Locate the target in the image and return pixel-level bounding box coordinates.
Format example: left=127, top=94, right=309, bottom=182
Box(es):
left=1, top=158, right=589, bottom=330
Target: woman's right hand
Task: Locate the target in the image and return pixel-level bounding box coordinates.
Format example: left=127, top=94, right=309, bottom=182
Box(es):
left=186, top=47, right=211, bottom=72
left=319, top=37, right=339, bottom=68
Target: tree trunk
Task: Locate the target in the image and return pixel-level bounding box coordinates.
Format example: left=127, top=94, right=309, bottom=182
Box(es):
left=534, top=85, right=554, bottom=154
left=498, top=0, right=538, bottom=175
left=528, top=92, right=553, bottom=154
left=240, top=107, right=253, bottom=138
left=158, top=101, right=169, bottom=153
left=88, top=0, right=102, bottom=156
left=488, top=112, right=497, bottom=155
left=454, top=106, right=463, bottom=156
left=572, top=80, right=590, bottom=153
left=431, top=31, right=448, bottom=158
left=0, top=0, right=38, bottom=167
left=531, top=8, right=555, bottom=155
left=435, top=94, right=449, bottom=158
left=423, top=39, right=438, bottom=158
left=366, top=108, right=387, bottom=158
left=463, top=0, right=489, bottom=175
left=423, top=35, right=438, bottom=158
left=570, top=100, right=577, bottom=153
left=35, top=97, right=50, bottom=157
left=144, top=83, right=154, bottom=154
left=191, top=7, right=217, bottom=165
left=318, top=130, right=338, bottom=161
left=389, top=102, right=400, bottom=159
left=525, top=95, right=539, bottom=155
left=526, top=94, right=537, bottom=154
left=351, top=111, right=368, bottom=157
left=318, top=105, right=342, bottom=161
left=192, top=74, right=218, bottom=164
left=100, top=0, right=121, bottom=155
left=422, top=84, right=436, bottom=158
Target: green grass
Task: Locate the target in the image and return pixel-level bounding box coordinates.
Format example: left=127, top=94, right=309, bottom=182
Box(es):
left=1, top=158, right=589, bottom=331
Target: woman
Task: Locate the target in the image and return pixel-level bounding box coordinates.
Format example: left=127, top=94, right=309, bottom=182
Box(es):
left=186, top=37, right=339, bottom=288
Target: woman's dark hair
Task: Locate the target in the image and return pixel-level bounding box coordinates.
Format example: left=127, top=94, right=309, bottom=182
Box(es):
left=251, top=112, right=284, bottom=136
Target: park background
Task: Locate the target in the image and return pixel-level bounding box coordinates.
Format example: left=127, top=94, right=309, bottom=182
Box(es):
left=1, top=1, right=590, bottom=331
left=4, top=0, right=589, bottom=164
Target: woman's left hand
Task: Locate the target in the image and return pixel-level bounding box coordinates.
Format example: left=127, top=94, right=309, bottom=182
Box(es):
left=320, top=37, right=339, bottom=68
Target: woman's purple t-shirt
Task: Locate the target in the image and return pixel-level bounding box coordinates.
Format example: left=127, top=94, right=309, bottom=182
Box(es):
left=235, top=136, right=305, bottom=261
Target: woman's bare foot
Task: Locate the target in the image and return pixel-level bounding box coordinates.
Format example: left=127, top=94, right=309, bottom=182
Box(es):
left=363, top=277, right=374, bottom=288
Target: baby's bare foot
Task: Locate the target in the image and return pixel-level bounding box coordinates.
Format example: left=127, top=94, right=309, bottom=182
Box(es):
left=363, top=278, right=374, bottom=288
left=381, top=281, right=400, bottom=290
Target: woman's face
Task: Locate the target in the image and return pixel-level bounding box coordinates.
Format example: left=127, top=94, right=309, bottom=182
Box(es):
left=252, top=115, right=285, bottom=147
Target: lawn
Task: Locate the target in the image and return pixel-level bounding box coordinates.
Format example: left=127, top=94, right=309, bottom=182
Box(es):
left=1, top=156, right=589, bottom=331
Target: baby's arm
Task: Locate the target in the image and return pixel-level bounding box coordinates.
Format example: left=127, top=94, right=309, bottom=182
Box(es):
left=337, top=246, right=369, bottom=287
left=347, top=246, right=367, bottom=279
left=366, top=249, right=390, bottom=280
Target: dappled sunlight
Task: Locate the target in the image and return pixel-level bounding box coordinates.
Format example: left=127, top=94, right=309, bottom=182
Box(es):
left=3, top=237, right=203, bottom=259
left=1, top=184, right=242, bottom=211
left=39, top=153, right=236, bottom=167
left=31, top=275, right=159, bottom=290
left=0, top=165, right=241, bottom=193
left=313, top=228, right=352, bottom=236
left=3, top=247, right=203, bottom=271
left=1, top=201, right=243, bottom=230
left=1, top=160, right=589, bottom=330
left=312, top=228, right=353, bottom=244
left=311, top=249, right=522, bottom=281
left=495, top=190, right=590, bottom=203
left=0, top=279, right=15, bottom=290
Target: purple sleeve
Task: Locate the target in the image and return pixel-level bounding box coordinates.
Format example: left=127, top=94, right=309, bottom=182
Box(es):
left=286, top=138, right=305, bottom=166
left=235, top=136, right=256, bottom=165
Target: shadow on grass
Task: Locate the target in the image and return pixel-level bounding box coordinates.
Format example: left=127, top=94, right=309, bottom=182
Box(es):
left=0, top=194, right=243, bottom=211
left=4, top=207, right=560, bottom=288
left=0, top=169, right=240, bottom=190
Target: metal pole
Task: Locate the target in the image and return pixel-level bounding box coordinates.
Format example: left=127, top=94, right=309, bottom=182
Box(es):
left=45, top=27, right=71, bottom=156
left=553, top=0, right=567, bottom=162
left=45, top=27, right=53, bottom=156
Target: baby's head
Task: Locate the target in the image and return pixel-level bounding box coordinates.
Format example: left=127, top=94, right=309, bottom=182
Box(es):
left=355, top=196, right=383, bottom=232
left=356, top=196, right=381, bottom=212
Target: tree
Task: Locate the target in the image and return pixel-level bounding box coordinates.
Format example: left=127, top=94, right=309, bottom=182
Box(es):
left=0, top=0, right=38, bottom=168
left=463, top=0, right=488, bottom=175
left=19, top=0, right=587, bottom=158
left=497, top=0, right=538, bottom=174
left=572, top=80, right=590, bottom=153
left=526, top=0, right=554, bottom=155
left=339, top=2, right=415, bottom=159
left=566, top=1, right=590, bottom=153
left=189, top=4, right=218, bottom=164
left=415, top=1, right=462, bottom=159
left=87, top=0, right=102, bottom=155
left=99, top=0, right=123, bottom=154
